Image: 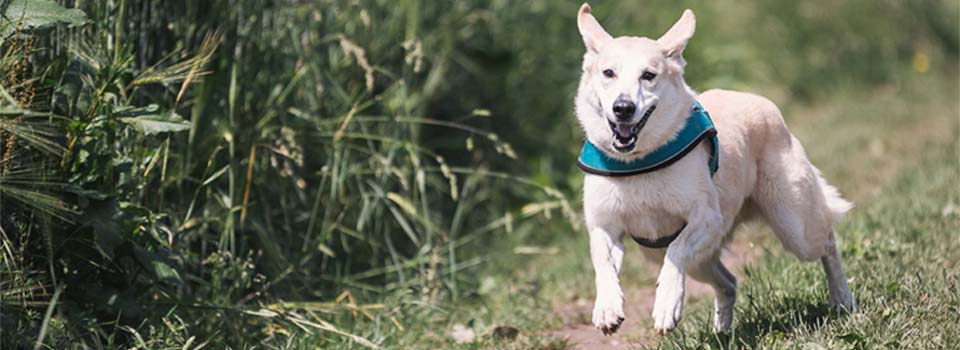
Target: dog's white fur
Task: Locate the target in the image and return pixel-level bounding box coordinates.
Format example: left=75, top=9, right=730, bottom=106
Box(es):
left=574, top=4, right=857, bottom=335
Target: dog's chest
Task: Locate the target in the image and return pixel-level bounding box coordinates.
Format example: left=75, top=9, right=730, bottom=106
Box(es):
left=582, top=165, right=704, bottom=239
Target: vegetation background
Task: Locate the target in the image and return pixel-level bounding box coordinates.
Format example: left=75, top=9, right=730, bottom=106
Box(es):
left=1, top=0, right=957, bottom=349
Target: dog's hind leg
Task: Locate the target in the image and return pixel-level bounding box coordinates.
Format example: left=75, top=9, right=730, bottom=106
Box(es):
left=753, top=130, right=856, bottom=309
left=755, top=181, right=857, bottom=310
left=688, top=255, right=737, bottom=332
left=822, top=236, right=857, bottom=310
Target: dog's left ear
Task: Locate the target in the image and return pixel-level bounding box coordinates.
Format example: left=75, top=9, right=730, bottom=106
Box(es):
left=657, top=9, right=696, bottom=67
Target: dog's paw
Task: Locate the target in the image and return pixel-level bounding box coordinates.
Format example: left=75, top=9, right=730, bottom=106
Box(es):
left=592, top=295, right=625, bottom=335
left=828, top=291, right=858, bottom=312
left=652, top=280, right=684, bottom=334
left=713, top=298, right=734, bottom=333
left=651, top=298, right=682, bottom=334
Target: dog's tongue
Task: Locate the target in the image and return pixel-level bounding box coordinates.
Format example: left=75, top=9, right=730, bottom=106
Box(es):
left=615, top=124, right=634, bottom=138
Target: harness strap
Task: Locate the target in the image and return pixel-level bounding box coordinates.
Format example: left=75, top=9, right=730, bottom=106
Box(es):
left=577, top=102, right=719, bottom=177
left=632, top=223, right=686, bottom=249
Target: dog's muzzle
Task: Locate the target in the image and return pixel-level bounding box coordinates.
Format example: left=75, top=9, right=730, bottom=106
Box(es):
left=609, top=105, right=656, bottom=152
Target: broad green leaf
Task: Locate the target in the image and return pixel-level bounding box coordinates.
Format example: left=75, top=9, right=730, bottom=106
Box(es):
left=151, top=261, right=183, bottom=284
left=112, top=104, right=160, bottom=117
left=1, top=0, right=87, bottom=36
left=119, top=108, right=192, bottom=135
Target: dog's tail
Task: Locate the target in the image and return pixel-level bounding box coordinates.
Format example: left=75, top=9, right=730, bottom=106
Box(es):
left=815, top=166, right=854, bottom=224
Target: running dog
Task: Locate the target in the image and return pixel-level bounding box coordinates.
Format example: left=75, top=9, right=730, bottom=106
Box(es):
left=573, top=3, right=857, bottom=335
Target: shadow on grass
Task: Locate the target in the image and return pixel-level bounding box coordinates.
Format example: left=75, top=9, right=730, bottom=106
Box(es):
left=683, top=296, right=850, bottom=349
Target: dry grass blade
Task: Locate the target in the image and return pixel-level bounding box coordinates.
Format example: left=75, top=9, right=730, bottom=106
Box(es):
left=177, top=31, right=222, bottom=103
left=0, top=109, right=64, bottom=156
left=0, top=181, right=75, bottom=221
left=333, top=105, right=358, bottom=143
left=32, top=285, right=63, bottom=350
left=284, top=313, right=382, bottom=350
left=244, top=305, right=383, bottom=349
left=132, top=31, right=221, bottom=89
left=240, top=144, right=256, bottom=226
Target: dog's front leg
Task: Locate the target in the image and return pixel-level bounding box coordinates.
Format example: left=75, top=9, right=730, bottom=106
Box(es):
left=589, top=225, right=626, bottom=335
left=652, top=198, right=724, bottom=334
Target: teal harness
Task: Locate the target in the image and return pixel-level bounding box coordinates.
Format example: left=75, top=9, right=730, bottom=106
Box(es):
left=577, top=101, right=720, bottom=248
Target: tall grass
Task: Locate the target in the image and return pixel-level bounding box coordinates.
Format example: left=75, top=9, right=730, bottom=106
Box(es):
left=3, top=0, right=577, bottom=348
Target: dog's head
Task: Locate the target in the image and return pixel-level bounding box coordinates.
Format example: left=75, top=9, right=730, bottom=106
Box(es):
left=574, top=3, right=697, bottom=158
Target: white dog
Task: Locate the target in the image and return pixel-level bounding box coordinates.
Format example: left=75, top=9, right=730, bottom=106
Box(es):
left=573, top=3, right=857, bottom=335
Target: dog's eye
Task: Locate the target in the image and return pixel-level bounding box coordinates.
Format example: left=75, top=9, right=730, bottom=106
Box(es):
left=641, top=71, right=657, bottom=81
left=602, top=69, right=616, bottom=78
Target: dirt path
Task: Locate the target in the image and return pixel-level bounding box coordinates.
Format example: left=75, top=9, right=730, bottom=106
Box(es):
left=550, top=235, right=762, bottom=349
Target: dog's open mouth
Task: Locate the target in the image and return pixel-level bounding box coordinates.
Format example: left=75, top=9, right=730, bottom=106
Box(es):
left=609, top=105, right=656, bottom=152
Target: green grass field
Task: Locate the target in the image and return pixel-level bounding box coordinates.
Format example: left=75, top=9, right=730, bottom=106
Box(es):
left=2, top=1, right=957, bottom=349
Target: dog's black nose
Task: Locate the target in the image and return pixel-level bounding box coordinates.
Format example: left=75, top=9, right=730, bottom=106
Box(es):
left=612, top=99, right=636, bottom=120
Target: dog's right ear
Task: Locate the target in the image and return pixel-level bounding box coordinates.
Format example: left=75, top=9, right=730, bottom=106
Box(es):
left=578, top=3, right=612, bottom=55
